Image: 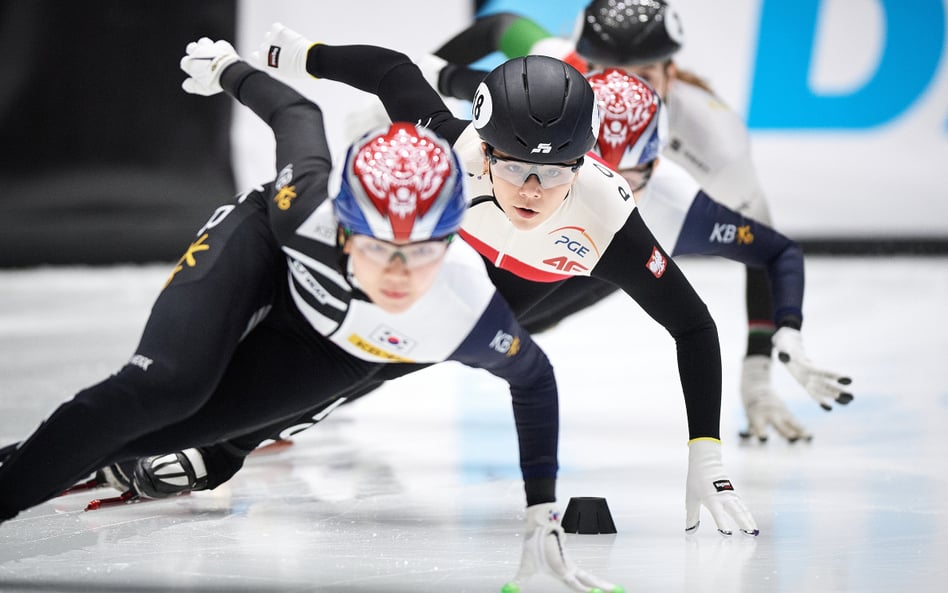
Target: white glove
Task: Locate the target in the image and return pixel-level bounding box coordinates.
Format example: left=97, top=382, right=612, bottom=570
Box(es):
left=685, top=439, right=759, bottom=536
left=503, top=503, right=622, bottom=593
left=772, top=327, right=854, bottom=411
left=179, top=37, right=240, bottom=96
left=739, top=355, right=812, bottom=442
left=251, top=22, right=316, bottom=79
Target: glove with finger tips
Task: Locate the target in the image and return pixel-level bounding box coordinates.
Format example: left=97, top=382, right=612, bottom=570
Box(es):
left=179, top=37, right=240, bottom=96
left=251, top=22, right=316, bottom=78
left=772, top=327, right=853, bottom=410
left=503, top=503, right=624, bottom=593
left=739, top=355, right=812, bottom=443
left=685, top=438, right=759, bottom=537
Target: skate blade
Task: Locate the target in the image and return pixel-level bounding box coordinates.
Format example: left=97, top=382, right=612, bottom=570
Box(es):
left=250, top=439, right=294, bottom=456
left=60, top=478, right=104, bottom=497
left=85, top=490, right=190, bottom=511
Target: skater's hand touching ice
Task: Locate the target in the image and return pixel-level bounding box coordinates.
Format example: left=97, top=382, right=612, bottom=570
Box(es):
left=739, top=355, right=812, bottom=443
left=502, top=503, right=623, bottom=593
left=685, top=438, right=759, bottom=536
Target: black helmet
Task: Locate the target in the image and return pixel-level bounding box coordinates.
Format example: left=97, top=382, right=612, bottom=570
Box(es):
left=471, top=55, right=599, bottom=164
left=576, top=0, right=685, bottom=66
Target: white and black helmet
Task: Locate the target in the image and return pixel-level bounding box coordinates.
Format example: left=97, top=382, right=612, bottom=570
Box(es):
left=471, top=55, right=599, bottom=164
left=576, top=0, right=685, bottom=66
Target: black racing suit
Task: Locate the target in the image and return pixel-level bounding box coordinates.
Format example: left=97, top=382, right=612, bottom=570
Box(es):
left=0, top=63, right=561, bottom=520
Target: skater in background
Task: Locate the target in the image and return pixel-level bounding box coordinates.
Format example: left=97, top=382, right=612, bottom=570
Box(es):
left=582, top=67, right=852, bottom=421
left=396, top=0, right=837, bottom=442
left=0, top=37, right=620, bottom=593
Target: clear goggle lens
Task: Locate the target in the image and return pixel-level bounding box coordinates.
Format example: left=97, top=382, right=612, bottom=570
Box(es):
left=350, top=234, right=452, bottom=269
left=486, top=147, right=581, bottom=188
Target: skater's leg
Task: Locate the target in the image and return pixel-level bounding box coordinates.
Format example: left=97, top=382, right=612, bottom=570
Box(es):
left=0, top=199, right=281, bottom=519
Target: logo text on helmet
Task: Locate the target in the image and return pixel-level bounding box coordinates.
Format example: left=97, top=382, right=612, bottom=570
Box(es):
left=530, top=143, right=552, bottom=154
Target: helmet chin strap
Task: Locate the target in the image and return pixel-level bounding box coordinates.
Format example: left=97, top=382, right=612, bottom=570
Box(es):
left=486, top=167, right=504, bottom=212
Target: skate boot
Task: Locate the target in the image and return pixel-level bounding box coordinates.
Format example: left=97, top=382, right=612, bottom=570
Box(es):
left=132, top=448, right=210, bottom=499
left=61, top=459, right=136, bottom=496
left=86, top=448, right=209, bottom=510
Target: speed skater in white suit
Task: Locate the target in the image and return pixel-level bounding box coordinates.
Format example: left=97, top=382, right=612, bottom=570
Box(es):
left=584, top=67, right=853, bottom=424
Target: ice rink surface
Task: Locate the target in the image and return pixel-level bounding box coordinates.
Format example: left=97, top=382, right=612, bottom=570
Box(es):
left=1, top=256, right=945, bottom=593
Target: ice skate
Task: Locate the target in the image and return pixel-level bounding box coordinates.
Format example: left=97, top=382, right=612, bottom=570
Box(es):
left=61, top=459, right=138, bottom=496
left=85, top=449, right=208, bottom=511
left=249, top=438, right=294, bottom=456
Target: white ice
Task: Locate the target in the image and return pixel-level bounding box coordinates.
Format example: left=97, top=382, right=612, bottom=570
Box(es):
left=1, top=256, right=946, bottom=592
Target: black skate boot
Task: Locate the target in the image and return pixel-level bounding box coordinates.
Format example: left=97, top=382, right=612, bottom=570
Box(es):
left=132, top=448, right=210, bottom=499
left=85, top=449, right=208, bottom=510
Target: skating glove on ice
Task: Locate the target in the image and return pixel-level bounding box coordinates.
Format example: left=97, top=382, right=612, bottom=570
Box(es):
left=179, top=37, right=240, bottom=96
left=252, top=23, right=317, bottom=79
left=685, top=438, right=759, bottom=536
left=772, top=327, right=854, bottom=411
left=739, top=355, right=813, bottom=442
left=503, top=503, right=623, bottom=593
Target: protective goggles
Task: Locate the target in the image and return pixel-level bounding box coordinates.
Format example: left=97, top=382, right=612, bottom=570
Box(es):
left=349, top=234, right=453, bottom=269
left=485, top=146, right=582, bottom=188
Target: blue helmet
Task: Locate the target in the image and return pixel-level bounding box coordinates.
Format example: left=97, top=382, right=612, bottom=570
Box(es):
left=586, top=68, right=668, bottom=169
left=333, top=123, right=467, bottom=241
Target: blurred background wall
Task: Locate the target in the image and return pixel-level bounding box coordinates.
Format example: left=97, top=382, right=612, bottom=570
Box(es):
left=1, top=0, right=945, bottom=266
left=466, top=0, right=948, bottom=253
left=0, top=0, right=469, bottom=266
left=0, top=0, right=238, bottom=266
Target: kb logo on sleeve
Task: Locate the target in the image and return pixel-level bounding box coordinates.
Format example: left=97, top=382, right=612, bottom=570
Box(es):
left=489, top=330, right=521, bottom=357
left=710, top=223, right=754, bottom=245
